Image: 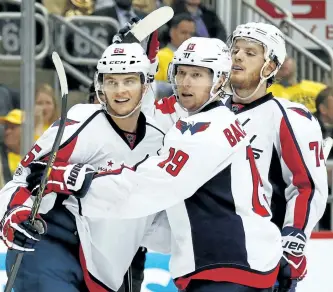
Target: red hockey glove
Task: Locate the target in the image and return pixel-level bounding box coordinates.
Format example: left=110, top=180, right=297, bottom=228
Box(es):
left=0, top=205, right=46, bottom=252
left=26, top=161, right=95, bottom=198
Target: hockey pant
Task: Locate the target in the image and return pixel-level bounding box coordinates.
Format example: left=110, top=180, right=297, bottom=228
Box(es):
left=181, top=280, right=274, bottom=292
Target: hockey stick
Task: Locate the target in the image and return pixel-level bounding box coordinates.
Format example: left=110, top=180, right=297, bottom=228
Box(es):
left=5, top=52, right=69, bottom=292
left=117, top=6, right=174, bottom=43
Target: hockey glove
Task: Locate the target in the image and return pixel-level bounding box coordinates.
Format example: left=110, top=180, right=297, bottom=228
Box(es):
left=112, top=16, right=141, bottom=44
left=0, top=205, right=46, bottom=252
left=146, top=30, right=159, bottom=82
left=276, top=227, right=307, bottom=291
left=26, top=161, right=95, bottom=198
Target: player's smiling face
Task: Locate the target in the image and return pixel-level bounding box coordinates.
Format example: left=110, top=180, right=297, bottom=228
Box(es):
left=230, top=39, right=266, bottom=91
left=175, top=65, right=213, bottom=111
left=103, top=73, right=145, bottom=116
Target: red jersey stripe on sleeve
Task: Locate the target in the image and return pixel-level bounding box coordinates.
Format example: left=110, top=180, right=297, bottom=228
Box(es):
left=279, top=117, right=315, bottom=230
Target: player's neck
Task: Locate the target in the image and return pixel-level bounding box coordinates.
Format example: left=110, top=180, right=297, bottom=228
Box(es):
left=111, top=110, right=140, bottom=133
left=232, top=83, right=268, bottom=104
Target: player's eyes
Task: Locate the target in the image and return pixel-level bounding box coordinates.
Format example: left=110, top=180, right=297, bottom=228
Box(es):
left=246, top=51, right=256, bottom=56
left=231, top=49, right=239, bottom=55
left=192, top=73, right=201, bottom=78
left=125, top=79, right=135, bottom=85
left=105, top=80, right=116, bottom=86
left=177, top=70, right=186, bottom=77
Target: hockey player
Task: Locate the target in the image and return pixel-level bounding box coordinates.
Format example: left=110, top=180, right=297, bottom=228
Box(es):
left=31, top=37, right=284, bottom=291
left=225, top=22, right=328, bottom=291
left=0, top=42, right=168, bottom=292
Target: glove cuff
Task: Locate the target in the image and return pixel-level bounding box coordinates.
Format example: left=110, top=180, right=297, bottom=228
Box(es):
left=64, top=164, right=95, bottom=198
left=281, top=226, right=306, bottom=257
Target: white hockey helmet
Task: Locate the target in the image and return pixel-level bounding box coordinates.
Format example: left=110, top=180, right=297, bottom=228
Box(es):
left=168, top=37, right=232, bottom=113
left=228, top=22, right=287, bottom=100
left=230, top=22, right=286, bottom=80
left=94, top=42, right=151, bottom=117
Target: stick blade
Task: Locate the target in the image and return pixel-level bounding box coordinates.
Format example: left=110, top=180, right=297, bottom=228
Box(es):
left=130, top=6, right=174, bottom=42
left=52, top=52, right=68, bottom=97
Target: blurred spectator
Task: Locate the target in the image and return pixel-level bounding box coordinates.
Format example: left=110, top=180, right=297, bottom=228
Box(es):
left=64, top=0, right=95, bottom=16
left=172, top=0, right=227, bottom=41
left=0, top=85, right=20, bottom=144
left=268, top=57, right=326, bottom=113
left=93, top=0, right=146, bottom=27
left=155, top=13, right=195, bottom=97
left=43, top=0, right=94, bottom=16
left=315, top=86, right=333, bottom=139
left=0, top=110, right=23, bottom=188
left=315, top=86, right=333, bottom=230
left=132, top=0, right=156, bottom=13
left=34, top=84, right=60, bottom=140
left=157, top=0, right=174, bottom=7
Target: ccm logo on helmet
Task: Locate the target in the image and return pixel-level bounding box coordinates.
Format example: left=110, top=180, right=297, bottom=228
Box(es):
left=110, top=61, right=126, bottom=64
left=114, top=48, right=124, bottom=54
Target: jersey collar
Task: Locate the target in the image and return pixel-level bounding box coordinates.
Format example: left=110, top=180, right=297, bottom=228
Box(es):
left=225, top=92, right=273, bottom=114
left=200, top=100, right=224, bottom=113
left=104, top=111, right=147, bottom=149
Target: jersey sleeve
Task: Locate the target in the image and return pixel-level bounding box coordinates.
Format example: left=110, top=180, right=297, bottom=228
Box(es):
left=0, top=104, right=97, bottom=219
left=277, top=106, right=328, bottom=238
left=80, top=114, right=245, bottom=219
left=142, top=95, right=188, bottom=133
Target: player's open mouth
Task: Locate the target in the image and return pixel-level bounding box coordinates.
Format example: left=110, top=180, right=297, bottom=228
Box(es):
left=115, top=98, right=130, bottom=103
left=181, top=93, right=193, bottom=98
left=232, top=65, right=244, bottom=71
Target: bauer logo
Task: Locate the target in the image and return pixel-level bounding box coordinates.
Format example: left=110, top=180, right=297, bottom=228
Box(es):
left=114, top=48, right=124, bottom=54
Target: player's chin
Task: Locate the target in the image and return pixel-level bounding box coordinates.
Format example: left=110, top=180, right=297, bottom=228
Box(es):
left=180, top=100, right=199, bottom=112
left=230, top=75, right=245, bottom=89
left=113, top=103, right=139, bottom=116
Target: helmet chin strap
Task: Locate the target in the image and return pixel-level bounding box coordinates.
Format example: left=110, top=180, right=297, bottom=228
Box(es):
left=96, top=85, right=149, bottom=119
left=231, top=59, right=276, bottom=102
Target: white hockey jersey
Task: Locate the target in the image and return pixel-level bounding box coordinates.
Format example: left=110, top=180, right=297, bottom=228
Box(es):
left=80, top=101, right=283, bottom=289
left=0, top=104, right=169, bottom=291
left=224, top=93, right=328, bottom=238
left=147, top=94, right=188, bottom=132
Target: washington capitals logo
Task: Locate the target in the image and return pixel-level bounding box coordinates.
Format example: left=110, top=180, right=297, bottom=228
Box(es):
left=289, top=107, right=312, bottom=121
left=52, top=118, right=79, bottom=127
left=176, top=119, right=211, bottom=135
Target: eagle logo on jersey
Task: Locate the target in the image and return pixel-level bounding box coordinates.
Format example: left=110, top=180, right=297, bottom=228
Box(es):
left=288, top=107, right=312, bottom=121
left=51, top=118, right=79, bottom=127
left=176, top=119, right=211, bottom=135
